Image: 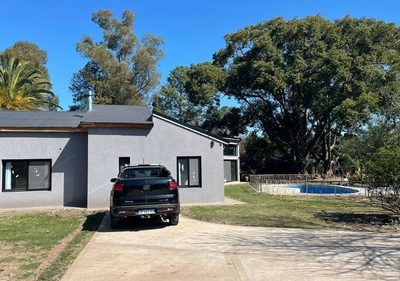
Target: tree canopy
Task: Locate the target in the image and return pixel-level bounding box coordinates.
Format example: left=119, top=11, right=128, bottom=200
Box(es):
left=211, top=16, right=400, bottom=172
left=153, top=63, right=245, bottom=136
left=0, top=57, right=56, bottom=111
left=0, top=41, right=59, bottom=110
left=70, top=10, right=164, bottom=110
left=1, top=41, right=49, bottom=79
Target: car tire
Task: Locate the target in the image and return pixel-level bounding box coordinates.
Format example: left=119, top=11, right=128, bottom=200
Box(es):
left=169, top=214, right=179, bottom=225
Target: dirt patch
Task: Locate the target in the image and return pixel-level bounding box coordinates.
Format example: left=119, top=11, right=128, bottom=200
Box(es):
left=0, top=242, right=46, bottom=280
left=31, top=219, right=84, bottom=280
left=0, top=207, right=92, bottom=217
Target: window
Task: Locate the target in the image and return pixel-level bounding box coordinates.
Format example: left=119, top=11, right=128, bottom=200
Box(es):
left=177, top=157, right=201, bottom=187
left=120, top=167, right=171, bottom=178
left=2, top=160, right=51, bottom=191
left=119, top=157, right=130, bottom=172
left=224, top=160, right=238, bottom=182
left=223, top=145, right=237, bottom=156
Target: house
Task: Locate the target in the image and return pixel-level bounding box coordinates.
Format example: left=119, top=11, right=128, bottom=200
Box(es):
left=0, top=104, right=240, bottom=208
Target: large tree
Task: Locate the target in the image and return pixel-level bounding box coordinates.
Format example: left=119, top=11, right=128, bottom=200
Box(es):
left=0, top=57, right=55, bottom=110
left=1, top=41, right=59, bottom=110
left=212, top=16, right=400, bottom=172
left=153, top=66, right=203, bottom=125
left=153, top=63, right=244, bottom=136
left=70, top=10, right=164, bottom=110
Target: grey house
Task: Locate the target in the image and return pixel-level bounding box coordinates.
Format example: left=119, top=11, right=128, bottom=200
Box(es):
left=0, top=105, right=240, bottom=208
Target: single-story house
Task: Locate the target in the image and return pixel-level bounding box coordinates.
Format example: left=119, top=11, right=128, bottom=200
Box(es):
left=0, top=104, right=240, bottom=208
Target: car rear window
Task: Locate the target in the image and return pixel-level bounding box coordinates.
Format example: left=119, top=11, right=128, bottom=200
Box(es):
left=119, top=167, right=170, bottom=178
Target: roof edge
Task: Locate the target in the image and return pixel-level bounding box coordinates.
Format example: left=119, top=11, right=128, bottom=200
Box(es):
left=79, top=122, right=153, bottom=129
left=0, top=127, right=87, bottom=133
left=152, top=111, right=228, bottom=145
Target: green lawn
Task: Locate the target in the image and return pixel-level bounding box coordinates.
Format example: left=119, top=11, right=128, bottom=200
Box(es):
left=0, top=210, right=104, bottom=281
left=182, top=184, right=398, bottom=231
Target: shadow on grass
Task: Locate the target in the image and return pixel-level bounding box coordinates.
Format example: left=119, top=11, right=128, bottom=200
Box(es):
left=81, top=212, right=107, bottom=232
left=315, top=211, right=399, bottom=225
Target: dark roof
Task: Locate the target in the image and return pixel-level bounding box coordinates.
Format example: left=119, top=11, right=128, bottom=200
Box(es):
left=0, top=105, right=153, bottom=129
left=152, top=111, right=231, bottom=144
left=222, top=136, right=241, bottom=144
left=83, top=105, right=152, bottom=124
left=0, top=111, right=85, bottom=128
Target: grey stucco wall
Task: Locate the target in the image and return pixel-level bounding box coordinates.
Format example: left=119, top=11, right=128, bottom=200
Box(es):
left=0, top=132, right=87, bottom=208
left=87, top=117, right=225, bottom=208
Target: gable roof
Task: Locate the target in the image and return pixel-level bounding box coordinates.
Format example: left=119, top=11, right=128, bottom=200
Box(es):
left=0, top=105, right=153, bottom=130
left=152, top=111, right=229, bottom=145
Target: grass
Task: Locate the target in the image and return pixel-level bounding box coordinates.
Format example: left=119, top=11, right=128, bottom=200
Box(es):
left=182, top=184, right=399, bottom=231
left=38, top=212, right=105, bottom=281
left=0, top=210, right=105, bottom=281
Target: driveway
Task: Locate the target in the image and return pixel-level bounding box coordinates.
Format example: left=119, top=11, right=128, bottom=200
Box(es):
left=62, top=214, right=400, bottom=281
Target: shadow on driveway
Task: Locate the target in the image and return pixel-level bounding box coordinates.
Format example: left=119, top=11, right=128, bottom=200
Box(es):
left=96, top=211, right=170, bottom=232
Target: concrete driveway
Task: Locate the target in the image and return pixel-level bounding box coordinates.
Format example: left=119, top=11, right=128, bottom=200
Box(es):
left=62, top=214, right=400, bottom=281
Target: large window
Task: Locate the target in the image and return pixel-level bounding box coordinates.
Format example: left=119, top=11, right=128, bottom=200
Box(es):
left=224, top=160, right=238, bottom=182
left=177, top=157, right=201, bottom=187
left=2, top=160, right=51, bottom=191
left=223, top=145, right=237, bottom=156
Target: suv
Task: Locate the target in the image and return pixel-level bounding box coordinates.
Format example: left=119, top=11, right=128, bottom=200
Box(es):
left=109, top=164, right=180, bottom=228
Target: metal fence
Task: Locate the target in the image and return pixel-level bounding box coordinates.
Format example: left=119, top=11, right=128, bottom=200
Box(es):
left=249, top=174, right=312, bottom=192
left=248, top=174, right=366, bottom=196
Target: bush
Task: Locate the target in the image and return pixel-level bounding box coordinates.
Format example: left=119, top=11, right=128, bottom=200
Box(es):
left=365, top=146, right=400, bottom=214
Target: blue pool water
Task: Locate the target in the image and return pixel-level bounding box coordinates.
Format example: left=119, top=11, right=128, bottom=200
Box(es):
left=292, top=185, right=358, bottom=194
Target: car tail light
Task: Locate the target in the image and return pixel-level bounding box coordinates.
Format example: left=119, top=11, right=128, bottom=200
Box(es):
left=168, top=181, right=178, bottom=190
left=114, top=182, right=124, bottom=192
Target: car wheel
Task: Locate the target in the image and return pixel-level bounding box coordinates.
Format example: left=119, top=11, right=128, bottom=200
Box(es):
left=169, top=214, right=179, bottom=225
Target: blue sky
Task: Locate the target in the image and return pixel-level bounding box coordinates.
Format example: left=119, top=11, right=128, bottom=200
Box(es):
left=1, top=0, right=400, bottom=110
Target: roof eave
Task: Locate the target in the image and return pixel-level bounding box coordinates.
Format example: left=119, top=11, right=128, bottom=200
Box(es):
left=79, top=122, right=153, bottom=129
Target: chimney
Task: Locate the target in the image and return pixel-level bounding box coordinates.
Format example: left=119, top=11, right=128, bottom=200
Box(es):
left=88, top=90, right=93, bottom=111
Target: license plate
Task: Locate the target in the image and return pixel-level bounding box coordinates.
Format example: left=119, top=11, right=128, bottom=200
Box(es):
left=138, top=209, right=156, bottom=215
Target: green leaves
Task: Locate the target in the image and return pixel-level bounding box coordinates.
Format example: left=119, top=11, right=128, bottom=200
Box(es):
left=71, top=10, right=164, bottom=110
left=0, top=57, right=56, bottom=111
left=214, top=16, right=400, bottom=172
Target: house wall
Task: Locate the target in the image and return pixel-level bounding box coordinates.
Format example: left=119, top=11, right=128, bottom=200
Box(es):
left=0, top=132, right=87, bottom=208
left=87, top=117, right=225, bottom=208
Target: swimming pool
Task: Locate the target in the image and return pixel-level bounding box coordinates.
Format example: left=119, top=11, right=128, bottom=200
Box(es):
left=259, top=183, right=360, bottom=196
left=295, top=185, right=359, bottom=194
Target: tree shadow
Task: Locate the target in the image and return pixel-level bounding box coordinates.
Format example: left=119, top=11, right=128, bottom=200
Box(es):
left=315, top=211, right=399, bottom=226
left=194, top=227, right=400, bottom=280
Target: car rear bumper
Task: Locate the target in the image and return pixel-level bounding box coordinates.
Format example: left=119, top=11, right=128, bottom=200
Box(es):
left=110, top=203, right=180, bottom=218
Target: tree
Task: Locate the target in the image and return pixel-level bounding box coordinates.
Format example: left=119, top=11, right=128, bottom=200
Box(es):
left=213, top=16, right=400, bottom=172
left=365, top=145, right=400, bottom=214
left=0, top=57, right=56, bottom=110
left=153, top=66, right=203, bottom=125
left=201, top=106, right=246, bottom=136
left=1, top=41, right=59, bottom=110
left=70, top=10, right=164, bottom=110
left=1, top=41, right=49, bottom=79
left=153, top=63, right=244, bottom=136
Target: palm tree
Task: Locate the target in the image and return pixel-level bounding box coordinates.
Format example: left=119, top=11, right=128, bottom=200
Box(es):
left=0, top=57, right=57, bottom=110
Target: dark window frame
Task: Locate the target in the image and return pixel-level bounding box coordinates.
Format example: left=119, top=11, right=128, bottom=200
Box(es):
left=224, top=160, right=238, bottom=182
left=223, top=145, right=238, bottom=156
left=2, top=159, right=52, bottom=192
left=176, top=156, right=202, bottom=188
